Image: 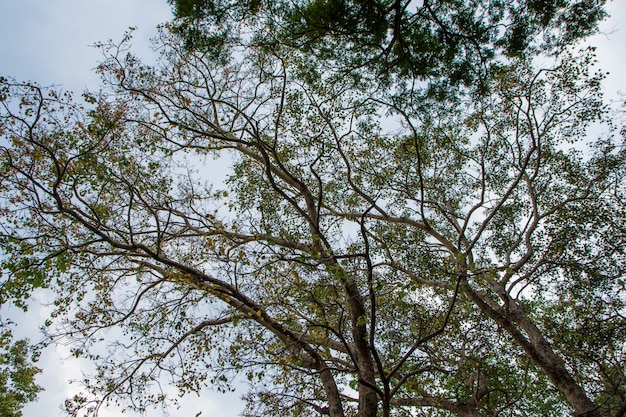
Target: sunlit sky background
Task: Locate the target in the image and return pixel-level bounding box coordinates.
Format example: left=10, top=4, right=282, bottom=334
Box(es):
left=0, top=1, right=624, bottom=416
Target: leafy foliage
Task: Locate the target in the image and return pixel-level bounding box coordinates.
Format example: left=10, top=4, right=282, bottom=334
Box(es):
left=0, top=321, right=42, bottom=417
left=167, top=0, right=607, bottom=91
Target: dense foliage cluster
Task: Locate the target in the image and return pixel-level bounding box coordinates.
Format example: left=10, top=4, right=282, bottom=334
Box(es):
left=0, top=320, right=41, bottom=417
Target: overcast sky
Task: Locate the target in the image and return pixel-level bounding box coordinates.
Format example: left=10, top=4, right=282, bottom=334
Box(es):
left=0, top=1, right=625, bottom=417
left=0, top=0, right=170, bottom=91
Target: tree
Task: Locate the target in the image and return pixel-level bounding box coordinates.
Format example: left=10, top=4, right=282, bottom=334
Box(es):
left=0, top=1, right=624, bottom=416
left=0, top=320, right=42, bottom=417
left=166, top=0, right=607, bottom=90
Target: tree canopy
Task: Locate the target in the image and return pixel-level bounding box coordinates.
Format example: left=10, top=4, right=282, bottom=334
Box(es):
left=1, top=1, right=625, bottom=416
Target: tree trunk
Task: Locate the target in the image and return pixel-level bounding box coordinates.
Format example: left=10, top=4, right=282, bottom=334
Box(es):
left=318, top=363, right=346, bottom=417
left=507, top=300, right=600, bottom=417
left=466, top=286, right=600, bottom=417
left=342, top=272, right=379, bottom=417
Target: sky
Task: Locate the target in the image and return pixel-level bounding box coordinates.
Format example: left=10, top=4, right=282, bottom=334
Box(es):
left=0, top=1, right=625, bottom=417
left=0, top=0, right=170, bottom=91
